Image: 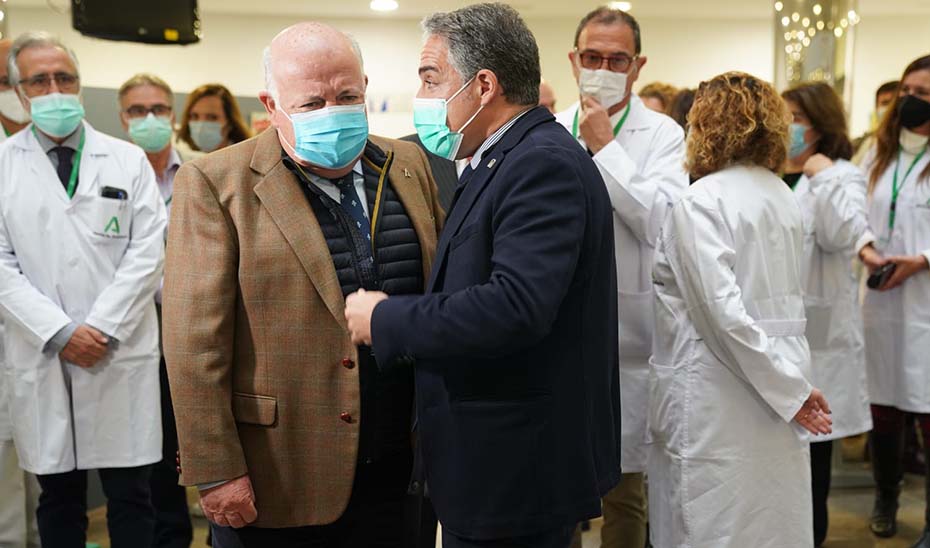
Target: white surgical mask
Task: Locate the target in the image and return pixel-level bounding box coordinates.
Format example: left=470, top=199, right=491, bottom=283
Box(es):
left=0, top=89, right=30, bottom=124
left=189, top=120, right=225, bottom=152
left=578, top=68, right=628, bottom=109
left=900, top=127, right=930, bottom=155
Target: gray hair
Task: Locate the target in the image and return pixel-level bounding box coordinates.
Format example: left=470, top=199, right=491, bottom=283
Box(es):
left=8, top=31, right=81, bottom=88
left=262, top=32, right=364, bottom=101
left=422, top=3, right=540, bottom=106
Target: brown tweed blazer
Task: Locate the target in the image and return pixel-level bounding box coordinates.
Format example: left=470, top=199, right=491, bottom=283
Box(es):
left=162, top=128, right=444, bottom=528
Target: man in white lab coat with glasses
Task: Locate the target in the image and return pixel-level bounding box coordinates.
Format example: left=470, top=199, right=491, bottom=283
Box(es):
left=556, top=7, right=688, bottom=548
left=0, top=32, right=166, bottom=548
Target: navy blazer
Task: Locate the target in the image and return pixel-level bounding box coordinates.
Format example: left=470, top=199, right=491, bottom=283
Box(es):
left=371, top=106, right=621, bottom=539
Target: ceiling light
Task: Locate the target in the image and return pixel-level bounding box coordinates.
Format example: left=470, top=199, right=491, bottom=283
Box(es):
left=781, top=16, right=790, bottom=27
left=608, top=2, right=632, bottom=10
left=834, top=27, right=843, bottom=37
left=370, top=0, right=398, bottom=12
left=774, top=1, right=784, bottom=12
left=813, top=4, right=822, bottom=15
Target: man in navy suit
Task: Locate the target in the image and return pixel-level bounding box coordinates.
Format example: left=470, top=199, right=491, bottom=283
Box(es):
left=345, top=4, right=620, bottom=547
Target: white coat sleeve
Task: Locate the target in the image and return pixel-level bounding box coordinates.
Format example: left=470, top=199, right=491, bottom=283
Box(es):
left=664, top=195, right=813, bottom=423
left=591, top=122, right=688, bottom=246
left=808, top=164, right=875, bottom=253
left=0, top=202, right=73, bottom=349
left=85, top=153, right=167, bottom=341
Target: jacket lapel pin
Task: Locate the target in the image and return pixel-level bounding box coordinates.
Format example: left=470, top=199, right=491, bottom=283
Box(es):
left=487, top=159, right=496, bottom=169
left=404, top=168, right=412, bottom=178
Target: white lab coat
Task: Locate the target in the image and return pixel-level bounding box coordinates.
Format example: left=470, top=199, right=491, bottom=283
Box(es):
left=861, top=145, right=930, bottom=413
left=0, top=121, right=166, bottom=475
left=556, top=95, right=687, bottom=472
left=648, top=165, right=814, bottom=548
left=0, top=130, right=8, bottom=443
left=794, top=160, right=874, bottom=440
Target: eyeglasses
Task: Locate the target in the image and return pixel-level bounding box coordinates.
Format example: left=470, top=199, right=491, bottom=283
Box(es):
left=0, top=76, right=10, bottom=88
left=19, top=72, right=80, bottom=94
left=576, top=50, right=637, bottom=73
left=124, top=104, right=173, bottom=118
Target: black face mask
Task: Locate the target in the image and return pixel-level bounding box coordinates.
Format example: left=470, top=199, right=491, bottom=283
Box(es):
left=898, top=94, right=930, bottom=129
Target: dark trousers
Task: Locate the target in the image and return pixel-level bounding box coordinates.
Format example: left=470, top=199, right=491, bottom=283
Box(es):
left=441, top=524, right=576, bottom=548
left=152, top=356, right=193, bottom=548
left=230, top=452, right=413, bottom=548
left=36, top=465, right=155, bottom=548
left=810, top=440, right=832, bottom=546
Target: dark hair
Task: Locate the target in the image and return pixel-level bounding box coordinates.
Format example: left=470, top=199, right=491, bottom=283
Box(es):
left=782, top=82, right=853, bottom=161
left=869, top=55, right=930, bottom=193
left=876, top=80, right=900, bottom=104
left=574, top=6, right=641, bottom=54
left=178, top=83, right=251, bottom=151
left=422, top=3, right=540, bottom=106
left=667, top=88, right=695, bottom=131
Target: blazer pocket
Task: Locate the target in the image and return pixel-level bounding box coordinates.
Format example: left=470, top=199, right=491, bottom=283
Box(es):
left=232, top=392, right=277, bottom=427
left=449, top=223, right=479, bottom=250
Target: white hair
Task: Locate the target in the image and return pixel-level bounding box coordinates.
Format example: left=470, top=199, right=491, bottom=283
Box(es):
left=262, top=31, right=364, bottom=102
left=8, top=31, right=81, bottom=87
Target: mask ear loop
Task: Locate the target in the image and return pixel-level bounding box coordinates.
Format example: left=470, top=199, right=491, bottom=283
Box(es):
left=447, top=75, right=485, bottom=135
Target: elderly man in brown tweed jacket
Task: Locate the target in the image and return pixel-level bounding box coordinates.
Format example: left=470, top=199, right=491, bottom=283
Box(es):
left=162, top=22, right=443, bottom=548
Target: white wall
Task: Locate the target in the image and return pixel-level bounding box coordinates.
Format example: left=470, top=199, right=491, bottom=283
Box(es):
left=7, top=5, right=929, bottom=137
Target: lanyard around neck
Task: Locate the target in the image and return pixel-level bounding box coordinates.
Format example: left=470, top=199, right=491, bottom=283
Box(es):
left=33, top=125, right=85, bottom=199
left=889, top=146, right=928, bottom=232
left=572, top=101, right=632, bottom=141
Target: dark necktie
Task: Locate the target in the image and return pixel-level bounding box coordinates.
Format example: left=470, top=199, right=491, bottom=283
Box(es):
left=331, top=173, right=372, bottom=245
left=52, top=146, right=75, bottom=191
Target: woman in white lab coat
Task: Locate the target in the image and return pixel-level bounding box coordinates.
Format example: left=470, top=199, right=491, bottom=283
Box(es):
left=648, top=72, right=833, bottom=548
left=859, top=54, right=930, bottom=547
left=781, top=82, right=874, bottom=547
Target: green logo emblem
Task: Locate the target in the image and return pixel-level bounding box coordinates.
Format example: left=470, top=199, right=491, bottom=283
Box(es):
left=104, top=216, right=121, bottom=234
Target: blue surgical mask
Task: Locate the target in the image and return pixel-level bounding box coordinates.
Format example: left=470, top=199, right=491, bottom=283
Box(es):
left=413, top=77, right=483, bottom=160
left=788, top=122, right=810, bottom=159
left=281, top=103, right=369, bottom=169
left=29, top=93, right=84, bottom=138
left=189, top=120, right=225, bottom=152
left=128, top=113, right=173, bottom=153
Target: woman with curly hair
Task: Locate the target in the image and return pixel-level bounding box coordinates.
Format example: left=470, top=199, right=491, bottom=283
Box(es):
left=647, top=72, right=833, bottom=548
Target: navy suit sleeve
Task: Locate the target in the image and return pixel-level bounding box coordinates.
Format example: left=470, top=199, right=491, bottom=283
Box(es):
left=371, top=145, right=587, bottom=364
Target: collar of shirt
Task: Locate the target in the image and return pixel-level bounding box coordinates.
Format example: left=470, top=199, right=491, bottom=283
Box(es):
left=158, top=147, right=183, bottom=202
left=469, top=108, right=532, bottom=170
left=303, top=159, right=364, bottom=188
left=35, top=124, right=84, bottom=153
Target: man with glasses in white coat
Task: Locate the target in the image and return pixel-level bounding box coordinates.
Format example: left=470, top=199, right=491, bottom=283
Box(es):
left=556, top=7, right=687, bottom=548
left=0, top=32, right=166, bottom=548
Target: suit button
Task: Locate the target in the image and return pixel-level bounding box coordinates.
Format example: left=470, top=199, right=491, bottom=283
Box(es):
left=340, top=412, right=354, bottom=424
left=341, top=358, right=355, bottom=370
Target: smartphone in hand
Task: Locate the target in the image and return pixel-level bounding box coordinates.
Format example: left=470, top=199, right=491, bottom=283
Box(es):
left=867, top=262, right=897, bottom=290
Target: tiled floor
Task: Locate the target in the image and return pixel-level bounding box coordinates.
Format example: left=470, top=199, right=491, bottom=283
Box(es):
left=87, top=474, right=927, bottom=548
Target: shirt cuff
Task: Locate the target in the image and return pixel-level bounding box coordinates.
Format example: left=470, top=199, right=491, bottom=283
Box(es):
left=44, top=322, right=78, bottom=354
left=855, top=231, right=877, bottom=255
left=197, top=479, right=232, bottom=492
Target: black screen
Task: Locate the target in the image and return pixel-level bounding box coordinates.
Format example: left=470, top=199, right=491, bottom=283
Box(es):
left=71, top=0, right=201, bottom=45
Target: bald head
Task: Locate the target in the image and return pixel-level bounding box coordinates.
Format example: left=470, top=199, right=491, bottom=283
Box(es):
left=538, top=80, right=556, bottom=113
left=263, top=22, right=364, bottom=101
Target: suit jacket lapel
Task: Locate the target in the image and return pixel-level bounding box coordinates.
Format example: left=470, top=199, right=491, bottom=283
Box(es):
left=250, top=131, right=347, bottom=330
left=426, top=107, right=554, bottom=293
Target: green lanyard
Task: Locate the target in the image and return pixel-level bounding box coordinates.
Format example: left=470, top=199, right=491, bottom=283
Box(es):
left=889, top=146, right=928, bottom=232
left=2, top=126, right=10, bottom=138
left=572, top=102, right=632, bottom=141
left=32, top=126, right=85, bottom=199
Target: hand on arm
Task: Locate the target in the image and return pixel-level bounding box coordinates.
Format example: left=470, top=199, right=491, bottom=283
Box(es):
left=60, top=324, right=109, bottom=368
left=802, top=153, right=834, bottom=178
left=199, top=474, right=257, bottom=528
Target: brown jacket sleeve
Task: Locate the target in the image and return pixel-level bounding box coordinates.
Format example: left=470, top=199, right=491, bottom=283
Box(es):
left=163, top=161, right=247, bottom=486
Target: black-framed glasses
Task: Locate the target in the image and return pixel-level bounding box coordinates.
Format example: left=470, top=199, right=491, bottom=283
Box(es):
left=576, top=50, right=637, bottom=73
left=124, top=104, right=173, bottom=118
left=19, top=72, right=80, bottom=94
left=0, top=76, right=10, bottom=88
